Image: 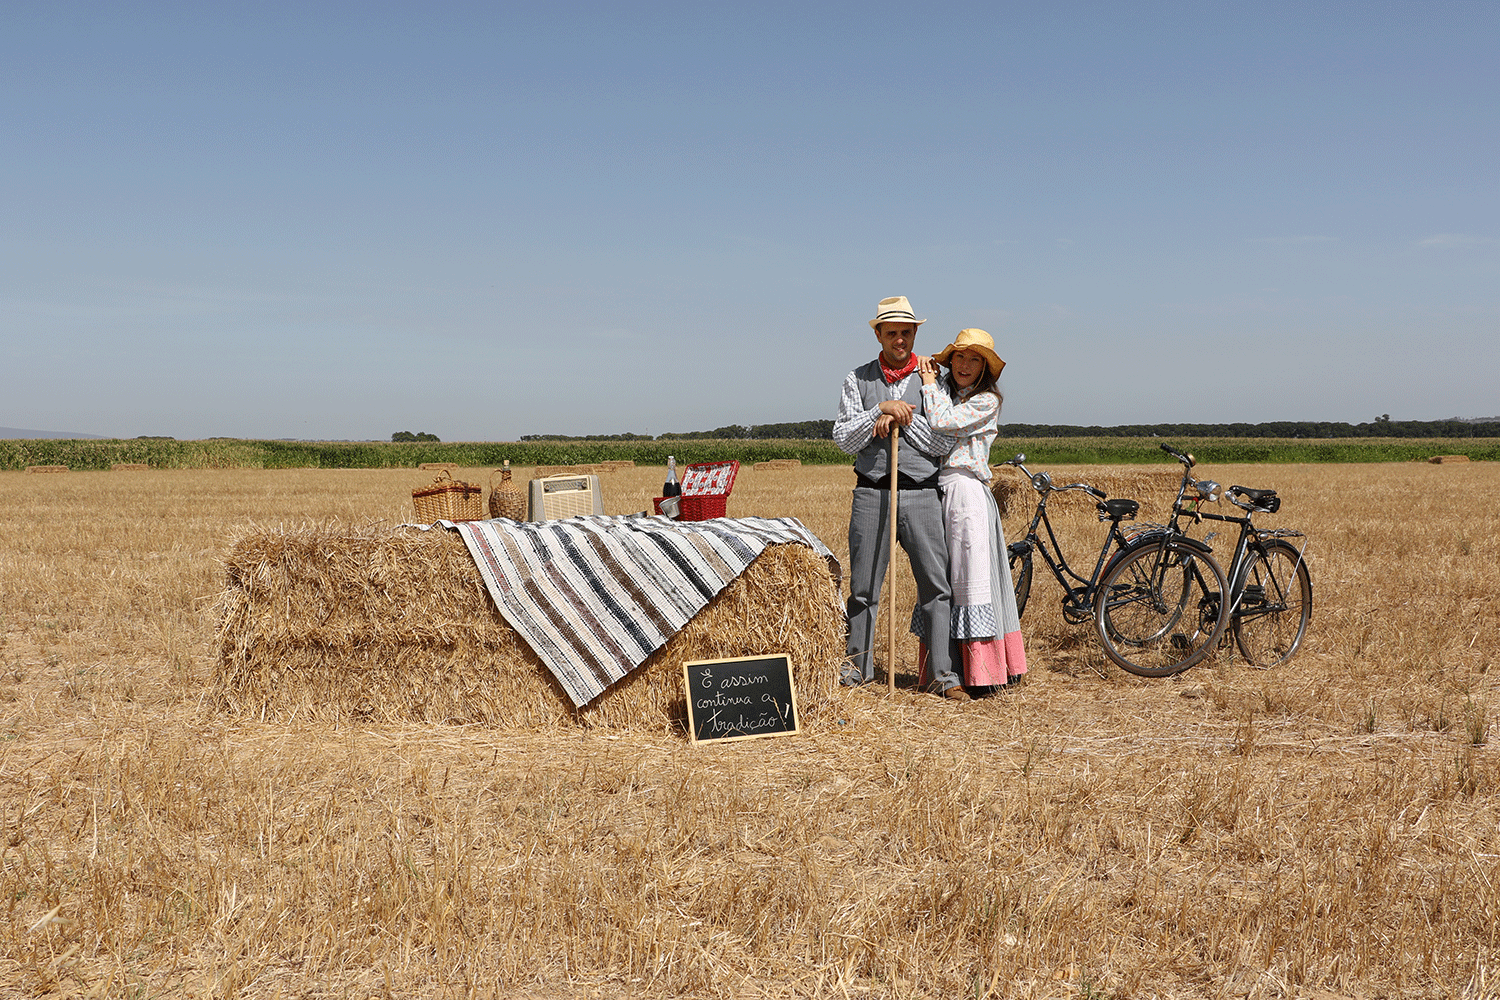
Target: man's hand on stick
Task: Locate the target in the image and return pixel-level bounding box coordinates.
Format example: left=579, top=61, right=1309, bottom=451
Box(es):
left=877, top=399, right=914, bottom=427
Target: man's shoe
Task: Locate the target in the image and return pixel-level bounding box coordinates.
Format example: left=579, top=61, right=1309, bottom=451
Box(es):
left=942, top=686, right=971, bottom=702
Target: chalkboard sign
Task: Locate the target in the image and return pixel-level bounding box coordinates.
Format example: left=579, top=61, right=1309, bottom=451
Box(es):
left=682, top=654, right=800, bottom=744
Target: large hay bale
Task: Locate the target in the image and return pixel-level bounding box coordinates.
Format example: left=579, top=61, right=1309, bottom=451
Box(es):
left=212, top=523, right=843, bottom=730
left=532, top=464, right=606, bottom=477
left=991, top=465, right=1182, bottom=520
left=755, top=459, right=801, bottom=470
left=1429, top=454, right=1471, bottom=464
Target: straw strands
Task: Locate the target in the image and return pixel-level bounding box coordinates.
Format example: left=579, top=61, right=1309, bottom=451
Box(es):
left=991, top=464, right=1181, bottom=519
left=7, top=462, right=1500, bottom=998
left=212, top=522, right=843, bottom=729
left=533, top=463, right=610, bottom=477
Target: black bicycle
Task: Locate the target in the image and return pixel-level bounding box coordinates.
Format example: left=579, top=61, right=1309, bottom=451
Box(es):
left=1156, top=444, right=1313, bottom=668
left=1002, top=454, right=1229, bottom=677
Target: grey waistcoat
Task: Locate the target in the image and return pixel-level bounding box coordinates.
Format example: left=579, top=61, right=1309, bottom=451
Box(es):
left=851, top=360, right=942, bottom=484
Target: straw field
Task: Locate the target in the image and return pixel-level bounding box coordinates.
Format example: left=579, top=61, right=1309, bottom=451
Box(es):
left=0, top=461, right=1496, bottom=999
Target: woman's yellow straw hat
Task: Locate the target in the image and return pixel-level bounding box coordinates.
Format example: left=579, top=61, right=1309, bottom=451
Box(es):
left=933, top=328, right=1005, bottom=379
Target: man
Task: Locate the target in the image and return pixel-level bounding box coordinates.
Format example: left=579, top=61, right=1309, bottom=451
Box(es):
left=833, top=295, right=965, bottom=700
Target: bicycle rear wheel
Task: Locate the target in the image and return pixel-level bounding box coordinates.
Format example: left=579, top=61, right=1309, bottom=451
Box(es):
left=1009, top=545, right=1033, bottom=619
left=1095, top=539, right=1229, bottom=677
left=1232, top=539, right=1312, bottom=668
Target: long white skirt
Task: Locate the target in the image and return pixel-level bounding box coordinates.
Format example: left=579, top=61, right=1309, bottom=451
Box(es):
left=940, top=467, right=1027, bottom=685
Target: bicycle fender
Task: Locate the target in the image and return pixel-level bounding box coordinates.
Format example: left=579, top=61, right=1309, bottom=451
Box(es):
left=1102, top=531, right=1216, bottom=581
left=1118, top=530, right=1216, bottom=558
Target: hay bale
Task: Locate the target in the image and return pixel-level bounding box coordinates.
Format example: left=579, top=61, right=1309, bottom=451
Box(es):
left=212, top=523, right=842, bottom=730
left=24, top=465, right=68, bottom=474
left=989, top=465, right=1028, bottom=518
left=598, top=460, right=635, bottom=471
left=1429, top=455, right=1471, bottom=464
left=990, top=465, right=1182, bottom=520
left=755, top=459, right=801, bottom=470
left=111, top=463, right=151, bottom=471
left=418, top=462, right=458, bottom=472
left=533, top=464, right=606, bottom=477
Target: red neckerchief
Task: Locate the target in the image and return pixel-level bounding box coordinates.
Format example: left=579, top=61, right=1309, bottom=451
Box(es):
left=879, top=352, right=918, bottom=384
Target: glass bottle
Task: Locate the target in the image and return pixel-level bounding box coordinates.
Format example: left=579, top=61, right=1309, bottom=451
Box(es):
left=663, top=456, right=681, bottom=497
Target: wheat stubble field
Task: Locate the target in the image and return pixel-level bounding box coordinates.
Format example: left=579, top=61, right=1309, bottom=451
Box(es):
left=0, top=461, right=1496, bottom=1000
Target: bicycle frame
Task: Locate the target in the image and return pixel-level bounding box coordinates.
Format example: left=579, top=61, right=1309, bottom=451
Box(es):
left=1003, top=455, right=1139, bottom=622
left=1002, top=452, right=1231, bottom=676
left=1156, top=443, right=1312, bottom=665
left=1186, top=505, right=1308, bottom=615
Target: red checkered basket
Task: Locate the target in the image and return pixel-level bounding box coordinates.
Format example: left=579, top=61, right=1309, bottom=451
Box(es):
left=654, top=460, right=739, bottom=520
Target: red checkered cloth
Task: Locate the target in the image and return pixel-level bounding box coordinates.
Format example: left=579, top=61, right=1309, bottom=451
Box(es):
left=681, top=461, right=738, bottom=497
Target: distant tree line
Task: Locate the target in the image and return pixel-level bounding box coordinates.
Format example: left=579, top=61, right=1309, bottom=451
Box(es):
left=391, top=431, right=440, bottom=442
left=993, top=416, right=1500, bottom=438
left=520, top=432, right=654, bottom=441
left=519, top=422, right=836, bottom=441
left=658, top=420, right=836, bottom=440
left=516, top=415, right=1500, bottom=441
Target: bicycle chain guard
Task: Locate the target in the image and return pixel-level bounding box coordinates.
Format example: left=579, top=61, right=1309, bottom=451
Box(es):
left=1061, top=586, right=1094, bottom=624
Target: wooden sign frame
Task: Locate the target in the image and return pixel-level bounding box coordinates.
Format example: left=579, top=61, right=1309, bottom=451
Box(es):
left=682, top=654, right=800, bottom=744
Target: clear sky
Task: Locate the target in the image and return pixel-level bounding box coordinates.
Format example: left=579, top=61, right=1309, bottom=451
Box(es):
left=3, top=2, right=1496, bottom=440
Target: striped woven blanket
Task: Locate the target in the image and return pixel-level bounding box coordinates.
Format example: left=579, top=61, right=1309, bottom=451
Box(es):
left=439, top=516, right=838, bottom=707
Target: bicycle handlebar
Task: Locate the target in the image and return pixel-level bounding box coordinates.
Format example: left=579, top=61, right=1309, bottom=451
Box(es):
left=1036, top=476, right=1106, bottom=500
left=1159, top=443, right=1195, bottom=467
left=1006, top=455, right=1107, bottom=500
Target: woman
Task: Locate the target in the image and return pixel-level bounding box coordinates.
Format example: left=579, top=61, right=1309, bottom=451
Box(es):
left=916, top=329, right=1027, bottom=691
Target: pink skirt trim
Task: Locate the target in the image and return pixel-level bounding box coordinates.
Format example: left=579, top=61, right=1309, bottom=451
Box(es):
left=962, top=631, right=1027, bottom=686
left=917, top=630, right=1027, bottom=689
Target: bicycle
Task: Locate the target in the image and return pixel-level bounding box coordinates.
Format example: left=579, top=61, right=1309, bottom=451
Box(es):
left=1001, top=454, right=1229, bottom=677
left=1156, top=443, right=1313, bottom=668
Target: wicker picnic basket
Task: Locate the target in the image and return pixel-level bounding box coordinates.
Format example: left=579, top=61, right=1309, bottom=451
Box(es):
left=412, top=469, right=483, bottom=522
left=653, top=460, right=739, bottom=521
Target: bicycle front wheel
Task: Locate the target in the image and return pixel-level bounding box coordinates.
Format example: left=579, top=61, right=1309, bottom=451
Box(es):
left=1095, top=539, right=1229, bottom=677
left=1232, top=539, right=1312, bottom=668
left=1009, top=545, right=1033, bottom=619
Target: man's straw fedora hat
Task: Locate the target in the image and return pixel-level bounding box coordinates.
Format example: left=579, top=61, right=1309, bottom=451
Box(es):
left=868, top=295, right=927, bottom=330
left=933, top=328, right=1006, bottom=379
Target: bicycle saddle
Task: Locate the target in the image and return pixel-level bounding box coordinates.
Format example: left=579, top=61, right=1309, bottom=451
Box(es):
left=1230, top=486, right=1280, bottom=512
left=1098, top=498, right=1140, bottom=521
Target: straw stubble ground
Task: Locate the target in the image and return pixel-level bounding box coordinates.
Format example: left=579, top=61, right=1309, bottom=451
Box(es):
left=0, top=461, right=1497, bottom=999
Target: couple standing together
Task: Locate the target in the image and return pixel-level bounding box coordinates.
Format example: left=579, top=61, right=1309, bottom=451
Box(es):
left=834, top=295, right=1027, bottom=702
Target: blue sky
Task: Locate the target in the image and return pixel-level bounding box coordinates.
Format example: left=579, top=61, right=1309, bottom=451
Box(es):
left=3, top=2, right=1496, bottom=440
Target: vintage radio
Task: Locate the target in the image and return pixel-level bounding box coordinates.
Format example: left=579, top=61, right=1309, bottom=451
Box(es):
left=527, top=474, right=604, bottom=521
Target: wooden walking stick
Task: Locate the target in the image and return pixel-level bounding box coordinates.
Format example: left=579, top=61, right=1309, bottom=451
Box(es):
left=887, top=424, right=899, bottom=695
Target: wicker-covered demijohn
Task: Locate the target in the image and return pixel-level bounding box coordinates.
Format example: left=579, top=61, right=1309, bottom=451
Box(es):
left=489, top=461, right=527, bottom=520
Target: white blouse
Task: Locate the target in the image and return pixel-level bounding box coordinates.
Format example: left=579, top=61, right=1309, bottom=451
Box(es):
left=920, top=382, right=999, bottom=482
